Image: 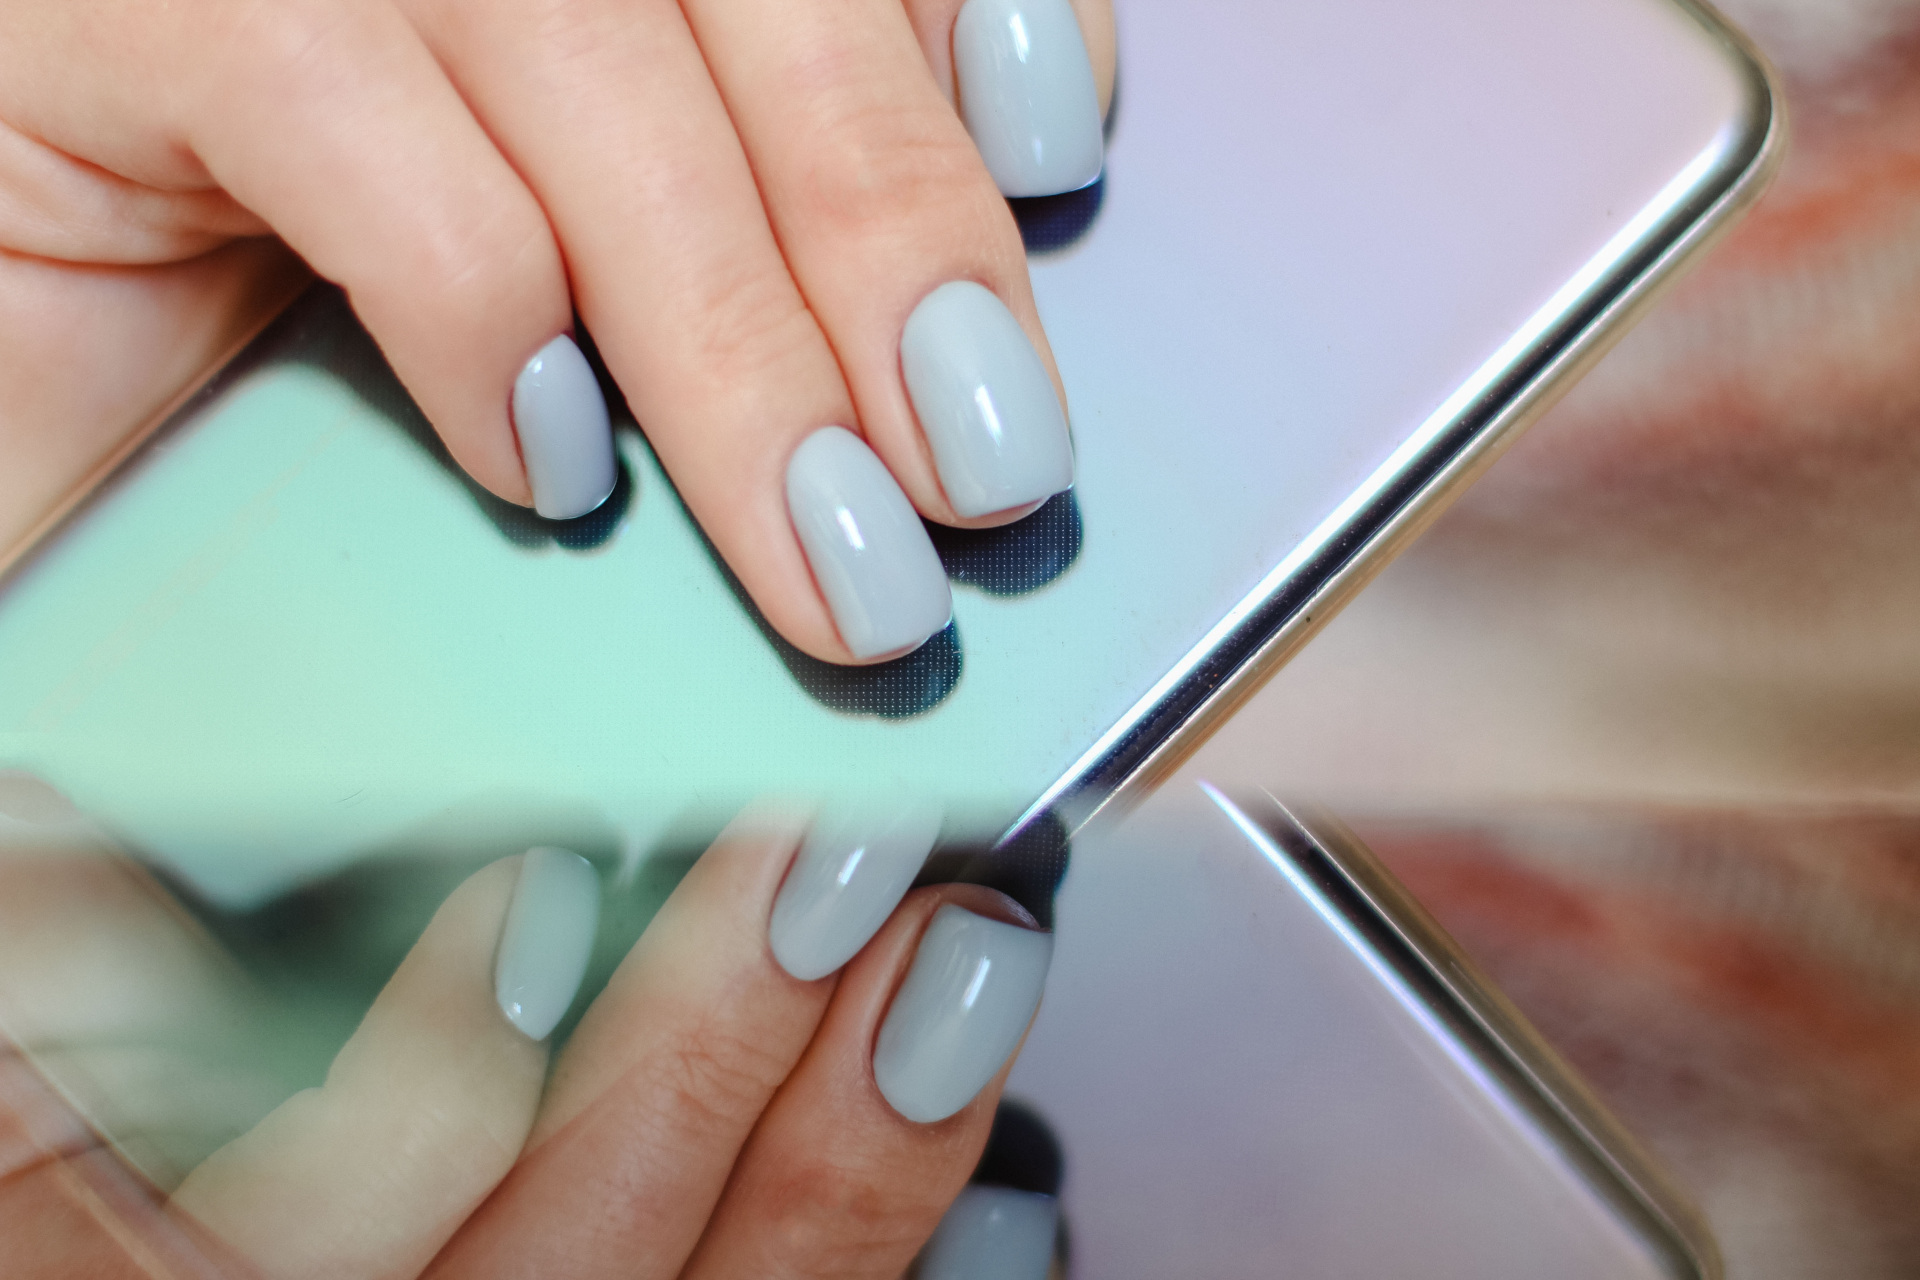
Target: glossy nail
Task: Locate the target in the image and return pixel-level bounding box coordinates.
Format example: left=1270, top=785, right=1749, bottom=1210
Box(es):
left=954, top=0, right=1104, bottom=197
left=786, top=426, right=952, bottom=660
left=873, top=905, right=1052, bottom=1123
left=770, top=806, right=942, bottom=981
left=512, top=335, right=618, bottom=520
left=494, top=847, right=601, bottom=1041
left=902, top=282, right=1073, bottom=518
left=918, top=1186, right=1059, bottom=1280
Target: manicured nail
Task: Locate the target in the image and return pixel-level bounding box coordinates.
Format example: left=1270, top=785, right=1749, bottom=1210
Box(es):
left=918, top=1186, right=1059, bottom=1280
left=954, top=0, right=1104, bottom=198
left=786, top=426, right=953, bottom=660
left=873, top=905, right=1052, bottom=1123
left=494, top=847, right=601, bottom=1041
left=511, top=335, right=618, bottom=520
left=901, top=282, right=1073, bottom=519
left=769, top=807, right=942, bottom=981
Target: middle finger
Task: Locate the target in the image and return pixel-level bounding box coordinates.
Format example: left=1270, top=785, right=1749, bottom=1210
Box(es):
left=400, top=0, right=949, bottom=663
left=682, top=0, right=1078, bottom=527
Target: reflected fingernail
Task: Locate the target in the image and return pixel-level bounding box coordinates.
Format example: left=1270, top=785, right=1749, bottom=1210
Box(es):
left=769, top=806, right=942, bottom=981
left=873, top=904, right=1052, bottom=1123
left=902, top=282, right=1073, bottom=519
left=918, top=1186, right=1060, bottom=1280
left=786, top=426, right=953, bottom=660
left=512, top=335, right=618, bottom=520
left=494, top=847, right=601, bottom=1041
left=954, top=0, right=1104, bottom=197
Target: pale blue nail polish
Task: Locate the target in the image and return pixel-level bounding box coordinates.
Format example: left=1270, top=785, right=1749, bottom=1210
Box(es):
left=919, top=1186, right=1059, bottom=1280
left=954, top=0, right=1104, bottom=198
left=494, top=847, right=601, bottom=1041
left=770, top=806, right=942, bottom=981
left=786, top=427, right=953, bottom=660
left=511, top=335, right=617, bottom=520
left=902, top=282, right=1073, bottom=518
left=873, top=905, right=1052, bottom=1123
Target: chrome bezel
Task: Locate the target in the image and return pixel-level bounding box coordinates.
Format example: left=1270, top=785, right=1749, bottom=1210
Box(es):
left=1012, top=0, right=1784, bottom=847
left=1220, top=786, right=1724, bottom=1279
left=0, top=5, right=1785, bottom=863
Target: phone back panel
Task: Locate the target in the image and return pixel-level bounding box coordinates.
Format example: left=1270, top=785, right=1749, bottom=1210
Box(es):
left=0, top=0, right=1775, bottom=903
left=1010, top=784, right=1713, bottom=1279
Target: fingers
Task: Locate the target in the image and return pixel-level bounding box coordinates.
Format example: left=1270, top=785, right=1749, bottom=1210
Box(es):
left=684, top=0, right=1075, bottom=534
left=429, top=807, right=937, bottom=1278
left=678, top=885, right=1053, bottom=1280
left=171, top=851, right=597, bottom=1278
left=427, top=814, right=827, bottom=1278
left=0, top=117, right=268, bottom=264
left=0, top=0, right=1114, bottom=662
left=399, top=0, right=946, bottom=662
left=0, top=0, right=601, bottom=517
left=188, top=0, right=605, bottom=516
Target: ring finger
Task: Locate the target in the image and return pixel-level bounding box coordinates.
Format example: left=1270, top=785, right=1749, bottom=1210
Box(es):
left=678, top=884, right=1053, bottom=1279
left=683, top=0, right=1087, bottom=532
left=400, top=0, right=950, bottom=663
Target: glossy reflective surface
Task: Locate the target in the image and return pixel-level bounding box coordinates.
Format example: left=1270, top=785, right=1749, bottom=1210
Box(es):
left=1007, top=785, right=1703, bottom=1279
left=0, top=0, right=1770, bottom=904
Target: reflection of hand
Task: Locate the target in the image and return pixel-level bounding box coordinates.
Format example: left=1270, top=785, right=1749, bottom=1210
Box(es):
left=0, top=0, right=1112, bottom=665
left=0, top=805, right=1054, bottom=1277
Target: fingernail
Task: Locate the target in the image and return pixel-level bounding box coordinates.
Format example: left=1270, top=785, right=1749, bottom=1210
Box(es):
left=918, top=1186, right=1059, bottom=1280
left=954, top=0, right=1104, bottom=198
left=901, top=282, right=1073, bottom=519
left=769, top=806, right=942, bottom=981
left=786, top=426, right=953, bottom=660
left=873, top=904, right=1052, bottom=1123
left=511, top=335, right=618, bottom=520
left=494, top=847, right=601, bottom=1041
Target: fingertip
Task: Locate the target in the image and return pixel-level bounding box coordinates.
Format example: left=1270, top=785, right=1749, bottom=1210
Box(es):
left=510, top=335, right=618, bottom=520
left=953, top=0, right=1105, bottom=198
left=493, top=847, right=602, bottom=1042
left=786, top=426, right=954, bottom=662
left=872, top=903, right=1052, bottom=1124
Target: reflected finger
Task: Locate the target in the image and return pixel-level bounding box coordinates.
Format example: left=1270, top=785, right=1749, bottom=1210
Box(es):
left=678, top=885, right=1052, bottom=1280
left=171, top=850, right=598, bottom=1277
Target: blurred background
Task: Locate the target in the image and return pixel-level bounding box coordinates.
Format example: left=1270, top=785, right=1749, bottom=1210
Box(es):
left=1175, top=2, right=1920, bottom=1273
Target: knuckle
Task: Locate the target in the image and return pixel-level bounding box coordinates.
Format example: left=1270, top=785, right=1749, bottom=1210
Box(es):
left=680, top=266, right=824, bottom=387
left=514, top=0, right=629, bottom=68
left=216, top=0, right=368, bottom=101
left=417, top=202, right=554, bottom=318
left=792, top=96, right=994, bottom=243
left=212, top=0, right=560, bottom=321
left=647, top=1018, right=790, bottom=1135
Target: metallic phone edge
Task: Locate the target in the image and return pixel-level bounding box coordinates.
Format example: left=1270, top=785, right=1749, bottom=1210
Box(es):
left=1222, top=786, right=1725, bottom=1280
left=1017, top=3, right=1786, bottom=847
left=0, top=7, right=1786, bottom=859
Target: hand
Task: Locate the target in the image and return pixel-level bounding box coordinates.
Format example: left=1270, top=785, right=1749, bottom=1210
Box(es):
left=0, top=796, right=1055, bottom=1277
left=0, top=0, right=1115, bottom=664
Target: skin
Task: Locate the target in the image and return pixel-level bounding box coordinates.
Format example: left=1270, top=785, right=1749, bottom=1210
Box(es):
left=0, top=0, right=1116, bottom=665
left=0, top=0, right=1107, bottom=1266
left=0, top=807, right=1046, bottom=1277
left=10, top=0, right=1916, bottom=1268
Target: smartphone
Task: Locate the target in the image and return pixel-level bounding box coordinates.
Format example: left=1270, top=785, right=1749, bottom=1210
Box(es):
left=0, top=0, right=1779, bottom=906
left=1007, top=783, right=1719, bottom=1280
